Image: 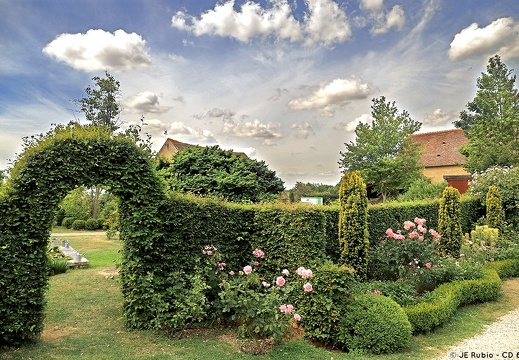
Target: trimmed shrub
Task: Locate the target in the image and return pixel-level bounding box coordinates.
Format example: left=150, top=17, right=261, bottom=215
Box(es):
left=85, top=218, right=102, bottom=230
left=62, top=217, right=75, bottom=229
left=296, top=263, right=355, bottom=345
left=438, top=187, right=463, bottom=256
left=338, top=171, right=369, bottom=279
left=71, top=219, right=86, bottom=230
left=404, top=267, right=501, bottom=333
left=486, top=186, right=503, bottom=229
left=486, top=259, right=519, bottom=279
left=336, top=294, right=411, bottom=354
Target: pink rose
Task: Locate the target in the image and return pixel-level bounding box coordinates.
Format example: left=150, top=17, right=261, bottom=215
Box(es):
left=276, top=276, right=286, bottom=287
left=279, top=304, right=287, bottom=312
left=252, top=248, right=265, bottom=258
left=385, top=228, right=395, bottom=238
left=425, top=263, right=432, bottom=269
left=229, top=271, right=235, bottom=276
left=414, top=217, right=426, bottom=226
left=403, top=221, right=415, bottom=230
left=303, top=283, right=313, bottom=292
left=286, top=304, right=294, bottom=313
left=253, top=261, right=260, bottom=266
left=408, top=231, right=418, bottom=239
left=282, top=269, right=290, bottom=276
left=294, top=313, right=301, bottom=321
left=418, top=236, right=424, bottom=242
left=243, top=265, right=252, bottom=275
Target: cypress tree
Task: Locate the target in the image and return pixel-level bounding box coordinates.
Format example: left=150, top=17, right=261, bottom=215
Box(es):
left=486, top=185, right=503, bottom=229
left=338, top=171, right=369, bottom=279
left=438, top=186, right=463, bottom=256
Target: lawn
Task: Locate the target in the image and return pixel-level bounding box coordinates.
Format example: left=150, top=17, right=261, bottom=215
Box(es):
left=2, top=231, right=519, bottom=360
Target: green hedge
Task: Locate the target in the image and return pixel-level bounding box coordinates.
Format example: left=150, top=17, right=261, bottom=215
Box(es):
left=404, top=266, right=503, bottom=333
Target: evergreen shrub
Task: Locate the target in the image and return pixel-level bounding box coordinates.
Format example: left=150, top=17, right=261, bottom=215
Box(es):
left=438, top=187, right=463, bottom=256
left=486, top=186, right=503, bottom=229
left=85, top=218, right=102, bottom=230
left=336, top=294, right=412, bottom=354
left=62, top=217, right=75, bottom=229
left=71, top=219, right=86, bottom=230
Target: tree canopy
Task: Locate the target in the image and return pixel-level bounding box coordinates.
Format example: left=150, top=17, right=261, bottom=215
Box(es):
left=76, top=71, right=122, bottom=132
left=339, top=96, right=423, bottom=201
left=158, top=145, right=284, bottom=203
left=455, top=55, right=519, bottom=173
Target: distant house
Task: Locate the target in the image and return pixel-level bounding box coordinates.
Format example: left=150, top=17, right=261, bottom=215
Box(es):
left=411, top=128, right=471, bottom=194
left=157, top=138, right=248, bottom=159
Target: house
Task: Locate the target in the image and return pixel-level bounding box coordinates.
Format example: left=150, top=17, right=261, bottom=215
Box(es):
left=411, top=128, right=471, bottom=194
left=157, top=138, right=248, bottom=159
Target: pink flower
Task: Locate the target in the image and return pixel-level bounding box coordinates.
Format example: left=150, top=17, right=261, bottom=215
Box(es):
left=276, top=276, right=286, bottom=287
left=294, top=313, right=301, bottom=321
left=286, top=304, right=294, bottom=313
left=429, top=229, right=440, bottom=239
left=414, top=218, right=426, bottom=226
left=279, top=304, right=287, bottom=312
left=403, top=221, right=416, bottom=230
left=207, top=251, right=213, bottom=256
left=229, top=271, right=235, bottom=276
left=302, top=269, right=313, bottom=279
left=373, top=290, right=381, bottom=295
left=408, top=231, right=419, bottom=239
left=425, top=263, right=432, bottom=269
left=418, top=236, right=424, bottom=242
left=262, top=281, right=270, bottom=287
left=253, top=261, right=260, bottom=266
left=296, top=267, right=305, bottom=275
left=282, top=269, right=290, bottom=276
left=417, top=225, right=427, bottom=234
left=221, top=279, right=226, bottom=284
left=303, top=283, right=313, bottom=292
left=243, top=265, right=252, bottom=275
left=252, top=248, right=265, bottom=258
left=385, top=228, right=395, bottom=238
left=394, top=234, right=405, bottom=240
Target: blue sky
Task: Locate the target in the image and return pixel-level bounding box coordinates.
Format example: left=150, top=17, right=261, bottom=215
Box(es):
left=1, top=0, right=519, bottom=187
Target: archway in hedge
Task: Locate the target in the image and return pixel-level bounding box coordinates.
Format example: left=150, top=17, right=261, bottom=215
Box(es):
left=0, top=125, right=167, bottom=346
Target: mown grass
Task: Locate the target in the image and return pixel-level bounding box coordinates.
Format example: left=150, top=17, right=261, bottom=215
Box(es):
left=2, top=231, right=519, bottom=360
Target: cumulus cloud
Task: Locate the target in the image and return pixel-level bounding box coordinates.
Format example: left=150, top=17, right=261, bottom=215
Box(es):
left=123, top=91, right=172, bottom=114
left=207, top=107, right=236, bottom=119
left=448, top=17, right=519, bottom=61
left=334, top=113, right=372, bottom=132
left=423, top=108, right=457, bottom=126
left=288, top=77, right=370, bottom=117
left=371, top=5, right=405, bottom=35
left=172, top=0, right=351, bottom=47
left=43, top=29, right=151, bottom=72
left=222, top=118, right=282, bottom=139
left=168, top=121, right=216, bottom=142
left=290, top=122, right=314, bottom=139
left=359, top=0, right=383, bottom=11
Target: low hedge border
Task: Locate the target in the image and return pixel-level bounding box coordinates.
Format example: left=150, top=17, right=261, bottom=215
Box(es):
left=404, top=259, right=519, bottom=333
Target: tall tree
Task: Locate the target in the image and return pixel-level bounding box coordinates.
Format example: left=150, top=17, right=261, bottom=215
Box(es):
left=75, top=72, right=122, bottom=218
left=76, top=71, right=121, bottom=132
left=158, top=145, right=284, bottom=203
left=455, top=55, right=519, bottom=173
left=339, top=96, right=423, bottom=201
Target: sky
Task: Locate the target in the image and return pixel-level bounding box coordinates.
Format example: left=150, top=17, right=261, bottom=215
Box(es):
left=1, top=0, right=519, bottom=188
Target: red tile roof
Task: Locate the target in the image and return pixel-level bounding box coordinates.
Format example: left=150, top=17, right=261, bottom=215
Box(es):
left=157, top=138, right=248, bottom=159
left=411, top=128, right=468, bottom=167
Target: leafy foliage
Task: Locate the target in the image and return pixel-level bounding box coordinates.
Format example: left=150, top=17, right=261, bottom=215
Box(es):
left=0, top=124, right=165, bottom=346
left=438, top=187, right=463, bottom=256
left=336, top=294, right=412, bottom=354
left=456, top=55, right=519, bottom=172
left=288, top=182, right=340, bottom=204
left=469, top=166, right=519, bottom=224
left=338, top=171, right=369, bottom=278
left=339, top=96, right=423, bottom=201
left=158, top=145, right=284, bottom=203
left=486, top=186, right=503, bottom=228
left=397, top=179, right=447, bottom=202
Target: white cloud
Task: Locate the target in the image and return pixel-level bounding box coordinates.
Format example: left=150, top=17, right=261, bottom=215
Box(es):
left=43, top=29, right=151, bottom=72
left=168, top=121, right=216, bottom=143
left=222, top=118, right=282, bottom=139
left=334, top=113, right=372, bottom=132
left=290, top=122, right=314, bottom=139
left=423, top=108, right=457, bottom=126
left=359, top=0, right=384, bottom=11
left=287, top=77, right=370, bottom=116
left=123, top=91, right=172, bottom=114
left=449, top=17, right=519, bottom=61
left=371, top=5, right=405, bottom=35
left=172, top=0, right=352, bottom=47
left=207, top=108, right=236, bottom=119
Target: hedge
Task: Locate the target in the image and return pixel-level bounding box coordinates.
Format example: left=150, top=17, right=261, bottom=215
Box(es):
left=404, top=263, right=509, bottom=333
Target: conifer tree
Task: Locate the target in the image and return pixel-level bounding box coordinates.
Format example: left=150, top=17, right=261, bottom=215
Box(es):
left=438, top=187, right=463, bottom=256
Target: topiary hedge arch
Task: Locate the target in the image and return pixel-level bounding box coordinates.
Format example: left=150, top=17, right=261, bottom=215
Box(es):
left=0, top=125, right=167, bottom=346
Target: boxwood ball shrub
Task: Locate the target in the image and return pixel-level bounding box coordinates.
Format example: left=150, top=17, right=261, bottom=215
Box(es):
left=62, top=217, right=75, bottom=229
left=71, top=219, right=86, bottom=230
left=336, top=294, right=412, bottom=354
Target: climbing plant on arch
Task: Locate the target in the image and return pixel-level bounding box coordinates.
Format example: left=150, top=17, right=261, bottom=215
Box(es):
left=0, top=124, right=169, bottom=346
